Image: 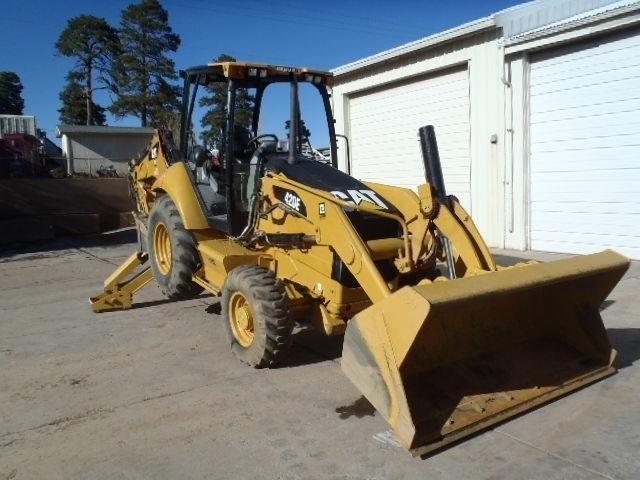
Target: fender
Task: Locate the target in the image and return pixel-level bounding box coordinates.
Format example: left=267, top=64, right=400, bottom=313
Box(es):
left=152, top=162, right=209, bottom=230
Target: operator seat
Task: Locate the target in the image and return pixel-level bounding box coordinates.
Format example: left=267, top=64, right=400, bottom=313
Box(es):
left=233, top=125, right=253, bottom=162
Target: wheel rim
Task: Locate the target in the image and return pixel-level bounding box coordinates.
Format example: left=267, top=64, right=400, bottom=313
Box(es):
left=153, top=222, right=172, bottom=275
left=229, top=292, right=255, bottom=347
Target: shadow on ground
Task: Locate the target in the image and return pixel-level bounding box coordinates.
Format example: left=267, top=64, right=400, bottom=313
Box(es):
left=0, top=228, right=138, bottom=258
left=285, top=329, right=344, bottom=367
left=204, top=299, right=344, bottom=368
left=608, top=328, right=640, bottom=369
left=130, top=293, right=214, bottom=311
left=335, top=395, right=376, bottom=419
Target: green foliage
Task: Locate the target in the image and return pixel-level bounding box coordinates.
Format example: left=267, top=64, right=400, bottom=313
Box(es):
left=198, top=54, right=255, bottom=148
left=55, top=15, right=119, bottom=125
left=285, top=119, right=311, bottom=139
left=0, top=72, right=25, bottom=115
left=109, top=0, right=181, bottom=127
left=152, top=107, right=182, bottom=141
left=285, top=118, right=312, bottom=153
left=58, top=76, right=107, bottom=126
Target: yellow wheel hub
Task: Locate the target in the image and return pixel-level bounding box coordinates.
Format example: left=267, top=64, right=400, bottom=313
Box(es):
left=153, top=222, right=172, bottom=275
left=229, top=292, right=255, bottom=347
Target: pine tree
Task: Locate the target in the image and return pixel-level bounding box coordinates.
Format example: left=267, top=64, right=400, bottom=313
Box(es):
left=55, top=15, right=119, bottom=126
left=109, top=0, right=181, bottom=127
left=285, top=119, right=312, bottom=140
left=0, top=72, right=25, bottom=115
left=199, top=54, right=255, bottom=148
left=58, top=75, right=107, bottom=126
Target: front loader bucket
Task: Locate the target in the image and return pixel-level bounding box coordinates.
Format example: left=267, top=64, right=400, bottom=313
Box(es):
left=341, top=250, right=629, bottom=456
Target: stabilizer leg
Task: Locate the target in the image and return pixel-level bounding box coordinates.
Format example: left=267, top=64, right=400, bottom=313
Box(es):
left=90, top=252, right=153, bottom=312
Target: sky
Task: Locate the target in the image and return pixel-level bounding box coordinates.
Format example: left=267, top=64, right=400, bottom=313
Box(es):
left=1, top=0, right=524, bottom=145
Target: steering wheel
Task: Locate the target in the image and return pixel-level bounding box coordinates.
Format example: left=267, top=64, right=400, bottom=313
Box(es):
left=246, top=134, right=278, bottom=154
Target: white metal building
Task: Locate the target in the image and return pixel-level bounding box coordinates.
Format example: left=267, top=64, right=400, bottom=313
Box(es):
left=56, top=125, right=154, bottom=177
left=0, top=115, right=37, bottom=136
left=331, top=0, right=640, bottom=259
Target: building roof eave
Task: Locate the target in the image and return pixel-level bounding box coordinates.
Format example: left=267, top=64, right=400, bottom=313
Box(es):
left=56, top=125, right=156, bottom=138
left=502, top=1, right=640, bottom=48
left=332, top=16, right=496, bottom=77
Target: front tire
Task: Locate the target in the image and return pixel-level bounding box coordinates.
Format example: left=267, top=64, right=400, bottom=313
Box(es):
left=222, top=265, right=293, bottom=368
left=148, top=195, right=203, bottom=299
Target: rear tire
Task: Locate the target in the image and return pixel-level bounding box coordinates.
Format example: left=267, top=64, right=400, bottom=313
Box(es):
left=222, top=265, right=293, bottom=368
left=148, top=195, right=203, bottom=299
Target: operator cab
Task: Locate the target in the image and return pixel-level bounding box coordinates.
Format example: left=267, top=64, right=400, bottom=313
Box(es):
left=180, top=62, right=337, bottom=235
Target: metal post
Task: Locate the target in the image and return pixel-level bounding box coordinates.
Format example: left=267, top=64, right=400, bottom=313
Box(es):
left=288, top=76, right=299, bottom=165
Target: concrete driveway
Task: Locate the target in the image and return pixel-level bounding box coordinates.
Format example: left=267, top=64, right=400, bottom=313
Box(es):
left=1, top=230, right=639, bottom=479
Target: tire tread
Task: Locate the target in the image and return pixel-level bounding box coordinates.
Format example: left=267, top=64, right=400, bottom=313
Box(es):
left=148, top=196, right=203, bottom=300
left=222, top=264, right=293, bottom=368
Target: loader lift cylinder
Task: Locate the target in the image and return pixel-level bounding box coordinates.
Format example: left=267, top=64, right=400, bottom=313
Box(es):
left=419, top=125, right=456, bottom=279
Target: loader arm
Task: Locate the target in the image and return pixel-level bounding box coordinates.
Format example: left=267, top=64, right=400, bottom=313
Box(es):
left=432, top=196, right=497, bottom=275
left=261, top=173, right=415, bottom=303
left=317, top=199, right=393, bottom=303
left=263, top=170, right=499, bottom=305
left=363, top=180, right=497, bottom=277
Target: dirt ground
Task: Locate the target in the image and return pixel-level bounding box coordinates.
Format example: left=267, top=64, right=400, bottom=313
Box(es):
left=1, top=230, right=639, bottom=479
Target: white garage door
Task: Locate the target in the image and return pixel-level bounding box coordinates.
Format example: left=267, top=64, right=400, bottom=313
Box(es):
left=529, top=29, right=640, bottom=259
left=348, top=67, right=471, bottom=208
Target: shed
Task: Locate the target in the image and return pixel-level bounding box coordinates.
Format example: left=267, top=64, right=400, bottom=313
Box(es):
left=332, top=0, right=640, bottom=259
left=56, top=125, right=155, bottom=177
left=0, top=115, right=37, bottom=136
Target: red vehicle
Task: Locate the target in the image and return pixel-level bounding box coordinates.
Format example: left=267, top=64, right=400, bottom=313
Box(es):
left=0, top=133, right=64, bottom=178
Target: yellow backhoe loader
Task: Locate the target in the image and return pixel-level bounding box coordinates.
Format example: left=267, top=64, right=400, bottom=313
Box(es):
left=91, top=61, right=629, bottom=456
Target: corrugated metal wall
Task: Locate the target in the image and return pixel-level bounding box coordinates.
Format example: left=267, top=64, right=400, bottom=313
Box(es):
left=0, top=115, right=36, bottom=136
left=347, top=67, right=471, bottom=207
left=332, top=30, right=504, bottom=246
left=67, top=133, right=152, bottom=176
left=528, top=27, right=640, bottom=258
left=331, top=2, right=640, bottom=256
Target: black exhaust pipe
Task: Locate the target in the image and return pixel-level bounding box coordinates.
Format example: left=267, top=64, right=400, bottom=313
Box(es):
left=419, top=125, right=447, bottom=200
left=418, top=125, right=456, bottom=279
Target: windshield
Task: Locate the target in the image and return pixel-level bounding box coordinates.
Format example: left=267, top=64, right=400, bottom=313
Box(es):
left=182, top=71, right=335, bottom=165
left=257, top=82, right=331, bottom=162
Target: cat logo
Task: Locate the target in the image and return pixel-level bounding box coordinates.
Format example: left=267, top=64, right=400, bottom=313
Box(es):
left=330, top=189, right=388, bottom=210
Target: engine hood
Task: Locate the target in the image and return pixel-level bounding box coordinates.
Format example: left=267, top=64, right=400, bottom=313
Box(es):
left=266, top=155, right=396, bottom=212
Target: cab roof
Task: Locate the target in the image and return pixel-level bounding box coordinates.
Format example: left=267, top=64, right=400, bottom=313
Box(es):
left=180, top=61, right=333, bottom=86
